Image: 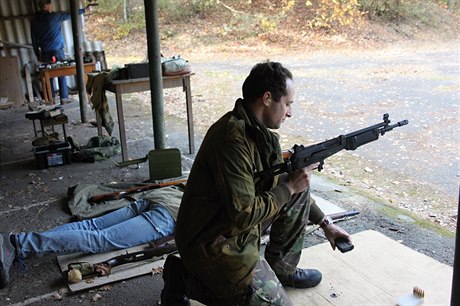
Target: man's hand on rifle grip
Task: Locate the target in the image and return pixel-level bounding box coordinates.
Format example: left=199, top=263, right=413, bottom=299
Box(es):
left=284, top=162, right=319, bottom=195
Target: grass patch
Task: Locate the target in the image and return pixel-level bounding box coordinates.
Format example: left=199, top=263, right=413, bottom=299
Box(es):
left=318, top=168, right=455, bottom=238
left=377, top=204, right=455, bottom=238
left=307, top=151, right=456, bottom=237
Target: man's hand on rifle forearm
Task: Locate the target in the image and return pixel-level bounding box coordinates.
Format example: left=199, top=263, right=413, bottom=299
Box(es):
left=322, top=223, right=352, bottom=251
left=284, top=163, right=319, bottom=195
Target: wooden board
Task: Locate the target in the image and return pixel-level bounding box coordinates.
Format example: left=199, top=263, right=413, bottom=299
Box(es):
left=24, top=64, right=34, bottom=103
left=57, top=230, right=452, bottom=304
left=190, top=230, right=453, bottom=306
left=57, top=244, right=169, bottom=292
left=288, top=230, right=452, bottom=305
left=0, top=56, right=23, bottom=106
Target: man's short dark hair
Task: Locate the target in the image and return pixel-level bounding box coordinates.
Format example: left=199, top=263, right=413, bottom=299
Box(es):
left=38, top=0, right=51, bottom=10
left=242, top=61, right=293, bottom=103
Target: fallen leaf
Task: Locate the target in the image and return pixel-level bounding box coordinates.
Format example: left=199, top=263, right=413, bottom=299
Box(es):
left=58, top=288, right=68, bottom=294
left=52, top=293, right=62, bottom=301
left=94, top=263, right=112, bottom=276
left=98, top=285, right=112, bottom=291
left=152, top=266, right=164, bottom=275
left=91, top=293, right=103, bottom=302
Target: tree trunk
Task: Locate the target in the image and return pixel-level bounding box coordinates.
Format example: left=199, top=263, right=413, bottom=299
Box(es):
left=123, top=0, right=131, bottom=22
left=447, top=0, right=455, bottom=12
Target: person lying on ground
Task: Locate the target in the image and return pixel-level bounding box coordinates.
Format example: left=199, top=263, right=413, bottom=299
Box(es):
left=0, top=186, right=181, bottom=289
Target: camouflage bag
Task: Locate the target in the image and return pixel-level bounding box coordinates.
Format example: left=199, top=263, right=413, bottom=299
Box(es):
left=69, top=136, right=121, bottom=163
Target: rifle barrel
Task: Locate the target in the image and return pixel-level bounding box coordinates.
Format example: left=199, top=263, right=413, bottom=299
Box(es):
left=329, top=210, right=360, bottom=220
left=255, top=114, right=408, bottom=179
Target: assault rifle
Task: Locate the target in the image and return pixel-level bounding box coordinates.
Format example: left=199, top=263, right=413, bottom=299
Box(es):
left=255, top=113, right=408, bottom=179
left=67, top=238, right=177, bottom=280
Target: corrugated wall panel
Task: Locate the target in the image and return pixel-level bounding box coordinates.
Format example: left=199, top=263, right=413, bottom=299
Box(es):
left=0, top=0, right=89, bottom=102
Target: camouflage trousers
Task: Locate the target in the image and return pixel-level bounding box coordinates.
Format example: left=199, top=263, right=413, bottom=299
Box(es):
left=185, top=189, right=312, bottom=305
left=264, top=187, right=312, bottom=276
left=244, top=188, right=313, bottom=306
left=244, top=257, right=293, bottom=306
left=185, top=257, right=293, bottom=306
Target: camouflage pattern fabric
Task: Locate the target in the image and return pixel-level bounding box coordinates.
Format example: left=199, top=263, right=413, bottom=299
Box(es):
left=184, top=257, right=293, bottom=306
left=175, top=99, right=325, bottom=303
left=245, top=257, right=293, bottom=306
left=86, top=72, right=115, bottom=135
left=264, top=188, right=314, bottom=276
left=71, top=136, right=121, bottom=162
left=181, top=188, right=315, bottom=305
left=68, top=262, right=94, bottom=276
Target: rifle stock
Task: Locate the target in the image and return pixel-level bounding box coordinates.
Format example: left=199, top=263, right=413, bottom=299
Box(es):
left=89, top=179, right=187, bottom=204
left=257, top=113, right=408, bottom=179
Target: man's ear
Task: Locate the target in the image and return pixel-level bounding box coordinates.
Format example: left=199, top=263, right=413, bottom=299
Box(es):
left=262, top=92, right=272, bottom=106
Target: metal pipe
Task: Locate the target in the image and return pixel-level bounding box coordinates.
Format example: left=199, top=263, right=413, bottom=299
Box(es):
left=451, top=187, right=459, bottom=305
left=69, top=0, right=89, bottom=123
left=144, top=0, right=165, bottom=149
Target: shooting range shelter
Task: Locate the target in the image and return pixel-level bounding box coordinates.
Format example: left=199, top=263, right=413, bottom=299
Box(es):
left=0, top=0, right=458, bottom=304
left=0, top=0, right=166, bottom=148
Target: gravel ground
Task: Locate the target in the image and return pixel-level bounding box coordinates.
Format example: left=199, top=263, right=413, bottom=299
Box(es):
left=306, top=175, right=455, bottom=267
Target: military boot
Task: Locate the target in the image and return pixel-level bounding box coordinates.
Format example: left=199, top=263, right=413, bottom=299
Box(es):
left=277, top=268, right=322, bottom=288
left=0, top=232, right=17, bottom=289
left=161, top=254, right=190, bottom=306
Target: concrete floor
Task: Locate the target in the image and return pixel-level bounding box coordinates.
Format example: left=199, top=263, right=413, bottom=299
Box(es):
left=0, top=94, right=456, bottom=305
left=0, top=95, right=195, bottom=305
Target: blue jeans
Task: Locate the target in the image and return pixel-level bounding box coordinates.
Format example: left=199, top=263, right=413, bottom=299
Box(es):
left=42, top=49, right=69, bottom=100
left=16, top=199, right=175, bottom=258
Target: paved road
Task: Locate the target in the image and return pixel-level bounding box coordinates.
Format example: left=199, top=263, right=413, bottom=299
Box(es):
left=286, top=46, right=459, bottom=198
left=190, top=42, right=459, bottom=207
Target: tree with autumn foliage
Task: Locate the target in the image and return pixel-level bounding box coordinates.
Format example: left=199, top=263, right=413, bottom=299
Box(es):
left=89, top=0, right=458, bottom=41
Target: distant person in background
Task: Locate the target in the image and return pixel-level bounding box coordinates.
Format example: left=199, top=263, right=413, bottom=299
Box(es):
left=30, top=0, right=89, bottom=104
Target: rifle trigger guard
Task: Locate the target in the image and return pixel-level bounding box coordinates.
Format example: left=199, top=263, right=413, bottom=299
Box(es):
left=318, top=161, right=324, bottom=172
left=285, top=160, right=292, bottom=172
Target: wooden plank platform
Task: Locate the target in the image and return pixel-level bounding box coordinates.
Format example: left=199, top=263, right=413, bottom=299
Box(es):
left=57, top=231, right=453, bottom=304
left=288, top=230, right=452, bottom=305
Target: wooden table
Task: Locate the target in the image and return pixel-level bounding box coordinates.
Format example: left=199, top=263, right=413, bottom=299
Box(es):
left=105, top=73, right=194, bottom=161
left=40, top=63, right=96, bottom=104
